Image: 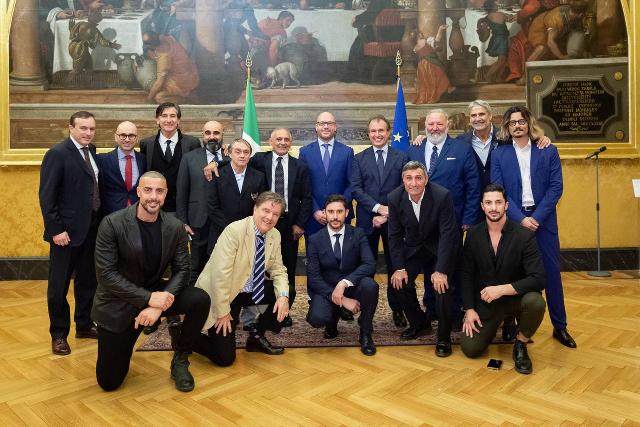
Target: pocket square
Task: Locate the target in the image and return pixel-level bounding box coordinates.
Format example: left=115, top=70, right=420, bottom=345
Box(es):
left=446, top=157, right=456, bottom=160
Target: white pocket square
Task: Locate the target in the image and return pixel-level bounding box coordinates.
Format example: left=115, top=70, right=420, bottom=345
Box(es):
left=446, top=157, right=456, bottom=160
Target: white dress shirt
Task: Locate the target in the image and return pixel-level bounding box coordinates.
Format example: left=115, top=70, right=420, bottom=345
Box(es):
left=471, top=126, right=494, bottom=166
left=232, top=165, right=246, bottom=193
left=318, top=138, right=335, bottom=157
left=71, top=137, right=98, bottom=182
left=372, top=144, right=388, bottom=213
left=159, top=131, right=178, bottom=156
left=513, top=139, right=535, bottom=207
left=271, top=153, right=289, bottom=212
left=327, top=225, right=354, bottom=287
left=409, top=189, right=425, bottom=221
left=117, top=147, right=140, bottom=184
left=425, top=139, right=446, bottom=173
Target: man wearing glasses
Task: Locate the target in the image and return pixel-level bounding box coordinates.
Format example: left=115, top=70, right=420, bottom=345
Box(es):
left=97, top=121, right=147, bottom=215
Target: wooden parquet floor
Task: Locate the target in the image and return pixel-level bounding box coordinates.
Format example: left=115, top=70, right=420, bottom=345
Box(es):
left=0, top=272, right=639, bottom=426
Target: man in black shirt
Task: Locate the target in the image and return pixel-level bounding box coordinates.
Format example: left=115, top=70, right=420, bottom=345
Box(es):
left=93, top=172, right=210, bottom=392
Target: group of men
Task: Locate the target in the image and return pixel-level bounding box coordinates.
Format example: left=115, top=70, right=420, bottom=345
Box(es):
left=38, top=99, right=576, bottom=393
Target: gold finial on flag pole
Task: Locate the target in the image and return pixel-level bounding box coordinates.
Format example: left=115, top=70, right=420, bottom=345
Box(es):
left=395, top=50, right=402, bottom=89
left=246, top=51, right=253, bottom=83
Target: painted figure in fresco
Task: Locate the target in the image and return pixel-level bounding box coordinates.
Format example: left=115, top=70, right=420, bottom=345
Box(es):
left=142, top=31, right=199, bottom=103
left=68, top=12, right=121, bottom=75
left=526, top=0, right=587, bottom=61
left=142, top=0, right=195, bottom=56
left=414, top=25, right=454, bottom=104
left=476, top=0, right=512, bottom=83
left=258, top=11, right=295, bottom=67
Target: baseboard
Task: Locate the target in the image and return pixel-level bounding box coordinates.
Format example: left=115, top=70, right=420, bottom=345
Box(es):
left=3, top=248, right=636, bottom=281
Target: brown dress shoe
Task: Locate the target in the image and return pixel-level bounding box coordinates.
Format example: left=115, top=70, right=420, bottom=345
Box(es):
left=52, top=337, right=71, bottom=355
left=75, top=324, right=98, bottom=339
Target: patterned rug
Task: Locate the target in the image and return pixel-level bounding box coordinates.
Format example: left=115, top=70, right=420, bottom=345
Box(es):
left=137, top=282, right=508, bottom=351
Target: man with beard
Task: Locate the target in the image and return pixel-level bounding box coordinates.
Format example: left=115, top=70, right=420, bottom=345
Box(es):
left=460, top=184, right=546, bottom=374
left=491, top=106, right=577, bottom=349
left=177, top=121, right=230, bottom=286
left=93, top=172, right=211, bottom=392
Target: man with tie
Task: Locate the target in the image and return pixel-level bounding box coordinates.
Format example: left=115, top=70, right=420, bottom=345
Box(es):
left=460, top=184, right=546, bottom=374
left=306, top=194, right=379, bottom=356
left=97, top=121, right=147, bottom=215
left=39, top=110, right=101, bottom=355
left=351, top=115, right=409, bottom=328
left=388, top=161, right=459, bottom=357
left=491, top=106, right=577, bottom=349
left=177, top=120, right=230, bottom=286
left=299, top=111, right=355, bottom=239
left=248, top=128, right=312, bottom=326
left=195, top=192, right=290, bottom=366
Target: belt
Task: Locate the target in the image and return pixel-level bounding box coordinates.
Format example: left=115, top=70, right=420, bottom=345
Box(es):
left=522, top=205, right=536, bottom=212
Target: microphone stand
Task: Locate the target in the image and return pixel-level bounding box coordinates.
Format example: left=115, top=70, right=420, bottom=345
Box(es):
left=587, top=150, right=610, bottom=277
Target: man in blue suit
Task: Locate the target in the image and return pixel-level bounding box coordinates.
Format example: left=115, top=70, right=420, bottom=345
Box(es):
left=408, top=109, right=481, bottom=327
left=352, top=115, right=408, bottom=328
left=306, top=195, right=379, bottom=356
left=97, top=121, right=146, bottom=216
left=491, top=105, right=576, bottom=349
left=299, top=111, right=355, bottom=239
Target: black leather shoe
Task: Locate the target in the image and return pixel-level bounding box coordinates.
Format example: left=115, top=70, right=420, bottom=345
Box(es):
left=513, top=340, right=532, bottom=374
left=553, top=328, right=577, bottom=348
left=502, top=318, right=517, bottom=342
left=52, top=337, right=71, bottom=355
left=168, top=320, right=182, bottom=351
left=435, top=340, right=452, bottom=357
left=282, top=315, right=293, bottom=327
left=143, top=319, right=160, bottom=335
left=400, top=324, right=432, bottom=340
left=323, top=325, right=339, bottom=339
left=246, top=335, right=284, bottom=355
left=392, top=310, right=408, bottom=328
left=359, top=333, right=376, bottom=356
left=75, top=324, right=98, bottom=339
left=339, top=307, right=354, bottom=321
left=171, top=351, right=195, bottom=392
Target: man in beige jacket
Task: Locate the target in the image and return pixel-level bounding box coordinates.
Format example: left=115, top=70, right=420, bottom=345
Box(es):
left=194, top=191, right=290, bottom=365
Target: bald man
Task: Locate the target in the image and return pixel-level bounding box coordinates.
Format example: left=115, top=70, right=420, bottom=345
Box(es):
left=176, top=120, right=231, bottom=286
left=97, top=121, right=147, bottom=215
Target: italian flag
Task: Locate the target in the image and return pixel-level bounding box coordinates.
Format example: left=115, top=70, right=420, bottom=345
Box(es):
left=242, top=80, right=261, bottom=155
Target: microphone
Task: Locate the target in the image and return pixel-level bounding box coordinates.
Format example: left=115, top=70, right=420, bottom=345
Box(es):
left=585, top=146, right=606, bottom=160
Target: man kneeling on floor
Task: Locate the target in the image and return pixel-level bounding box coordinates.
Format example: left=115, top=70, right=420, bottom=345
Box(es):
left=93, top=172, right=211, bottom=392
left=194, top=191, right=290, bottom=365
left=460, top=184, right=546, bottom=374
left=306, top=194, right=379, bottom=356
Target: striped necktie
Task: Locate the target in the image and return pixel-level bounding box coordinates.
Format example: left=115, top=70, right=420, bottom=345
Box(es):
left=251, top=234, right=266, bottom=304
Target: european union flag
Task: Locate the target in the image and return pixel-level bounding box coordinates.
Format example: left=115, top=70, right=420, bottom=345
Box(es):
left=391, top=79, right=410, bottom=152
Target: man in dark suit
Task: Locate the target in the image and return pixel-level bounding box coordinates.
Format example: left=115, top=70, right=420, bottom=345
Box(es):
left=299, top=111, right=355, bottom=239
left=306, top=194, right=379, bottom=356
left=96, top=121, right=146, bottom=215
left=491, top=105, right=576, bottom=349
left=460, top=184, right=546, bottom=374
left=388, top=161, right=459, bottom=357
left=139, top=102, right=200, bottom=214
left=249, top=128, right=312, bottom=325
left=39, top=110, right=101, bottom=356
left=93, top=172, right=210, bottom=392
left=177, top=120, right=229, bottom=286
left=352, top=115, right=408, bottom=328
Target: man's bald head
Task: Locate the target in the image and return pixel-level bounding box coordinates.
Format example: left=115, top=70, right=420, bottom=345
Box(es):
left=315, top=111, right=337, bottom=141
left=114, top=121, right=138, bottom=154
left=202, top=120, right=224, bottom=144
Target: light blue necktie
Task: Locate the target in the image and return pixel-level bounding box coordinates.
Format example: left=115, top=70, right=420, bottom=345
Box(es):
left=322, top=143, right=330, bottom=174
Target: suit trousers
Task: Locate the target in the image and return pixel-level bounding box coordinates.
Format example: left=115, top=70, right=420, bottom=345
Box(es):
left=275, top=214, right=299, bottom=307
left=398, top=252, right=452, bottom=342
left=193, top=281, right=282, bottom=367
left=95, top=286, right=210, bottom=391
left=366, top=222, right=401, bottom=312
left=306, top=277, right=379, bottom=335
left=47, top=212, right=99, bottom=338
left=188, top=219, right=211, bottom=287
left=460, top=292, right=546, bottom=358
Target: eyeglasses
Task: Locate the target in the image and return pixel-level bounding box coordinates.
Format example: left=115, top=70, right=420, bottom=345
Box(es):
left=117, top=133, right=137, bottom=140
left=508, top=119, right=527, bottom=127
left=316, top=121, right=336, bottom=127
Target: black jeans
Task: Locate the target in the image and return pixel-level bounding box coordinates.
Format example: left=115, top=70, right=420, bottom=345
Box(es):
left=96, top=287, right=210, bottom=391
left=366, top=223, right=401, bottom=312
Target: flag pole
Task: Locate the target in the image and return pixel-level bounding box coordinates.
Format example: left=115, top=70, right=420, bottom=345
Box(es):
left=395, top=50, right=402, bottom=90
left=246, top=50, right=253, bottom=85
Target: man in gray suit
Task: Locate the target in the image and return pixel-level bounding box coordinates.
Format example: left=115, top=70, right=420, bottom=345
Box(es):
left=177, top=120, right=229, bottom=286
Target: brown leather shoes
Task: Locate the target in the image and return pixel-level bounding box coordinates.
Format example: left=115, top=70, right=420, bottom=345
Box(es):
left=75, top=324, right=98, bottom=339
left=52, top=337, right=71, bottom=355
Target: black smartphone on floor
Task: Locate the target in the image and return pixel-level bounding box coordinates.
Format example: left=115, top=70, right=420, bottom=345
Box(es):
left=487, top=359, right=503, bottom=370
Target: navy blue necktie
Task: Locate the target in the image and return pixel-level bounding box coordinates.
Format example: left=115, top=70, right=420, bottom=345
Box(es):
left=429, top=145, right=438, bottom=175
left=333, top=233, right=342, bottom=265
left=376, top=149, right=385, bottom=182
left=251, top=234, right=266, bottom=304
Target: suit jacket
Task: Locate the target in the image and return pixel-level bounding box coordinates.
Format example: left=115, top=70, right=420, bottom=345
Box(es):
left=249, top=151, right=312, bottom=229
left=299, top=139, right=354, bottom=235
left=490, top=140, right=563, bottom=233
left=196, top=216, right=288, bottom=328
left=96, top=148, right=146, bottom=216
left=351, top=145, right=408, bottom=234
left=139, top=129, right=201, bottom=171
left=408, top=136, right=481, bottom=227
left=176, top=147, right=230, bottom=229
left=92, top=205, right=191, bottom=332
left=306, top=224, right=376, bottom=298
left=207, top=164, right=267, bottom=243
left=387, top=182, right=459, bottom=275
left=39, top=138, right=99, bottom=246
left=461, top=219, right=545, bottom=319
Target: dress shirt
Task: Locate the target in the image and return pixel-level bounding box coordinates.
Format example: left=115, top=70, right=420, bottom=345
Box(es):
left=372, top=144, right=389, bottom=213
left=471, top=126, right=494, bottom=166
left=206, top=148, right=224, bottom=164
left=240, top=223, right=267, bottom=294
left=271, top=153, right=289, bottom=212
left=425, top=139, right=446, bottom=173
left=513, top=139, right=535, bottom=207
left=158, top=131, right=178, bottom=155
left=408, top=189, right=425, bottom=222
left=317, top=138, right=335, bottom=157
left=327, top=225, right=353, bottom=287
left=117, top=148, right=140, bottom=185
left=231, top=165, right=246, bottom=193
left=71, top=137, right=98, bottom=182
